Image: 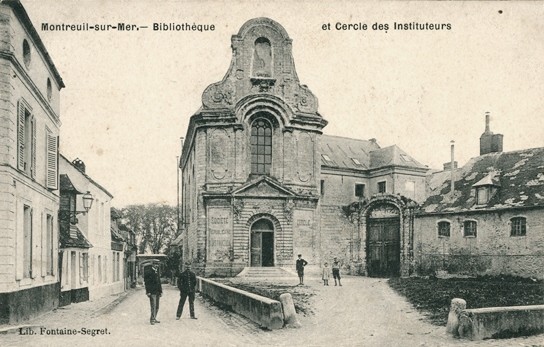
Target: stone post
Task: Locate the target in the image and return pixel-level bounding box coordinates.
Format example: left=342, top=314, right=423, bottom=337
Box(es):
left=446, top=298, right=466, bottom=336
left=279, top=293, right=301, bottom=328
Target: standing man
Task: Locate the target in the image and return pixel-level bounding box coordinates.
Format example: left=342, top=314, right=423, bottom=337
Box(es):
left=176, top=262, right=198, bottom=320
left=295, top=254, right=308, bottom=285
left=144, top=263, right=163, bottom=325
left=332, top=257, right=342, bottom=286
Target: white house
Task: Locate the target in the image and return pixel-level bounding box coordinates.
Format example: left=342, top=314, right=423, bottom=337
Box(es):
left=0, top=0, right=64, bottom=323
left=59, top=155, right=124, bottom=301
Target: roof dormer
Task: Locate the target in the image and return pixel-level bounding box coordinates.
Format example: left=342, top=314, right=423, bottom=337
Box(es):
left=472, top=171, right=501, bottom=205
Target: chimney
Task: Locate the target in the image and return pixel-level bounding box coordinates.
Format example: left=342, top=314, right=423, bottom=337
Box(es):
left=72, top=158, right=85, bottom=173
left=484, top=112, right=491, bottom=134
left=450, top=140, right=455, bottom=195
left=479, top=112, right=503, bottom=155
left=443, top=161, right=458, bottom=171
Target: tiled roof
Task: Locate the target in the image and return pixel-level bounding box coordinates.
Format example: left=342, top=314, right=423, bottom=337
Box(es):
left=60, top=222, right=92, bottom=248
left=111, top=224, right=126, bottom=242
left=320, top=135, right=379, bottom=170
left=59, top=174, right=84, bottom=194
left=60, top=154, right=114, bottom=198
left=421, top=147, right=544, bottom=214
left=320, top=135, right=426, bottom=171
left=369, top=145, right=426, bottom=169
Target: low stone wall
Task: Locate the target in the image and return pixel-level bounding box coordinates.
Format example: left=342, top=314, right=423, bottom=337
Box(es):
left=463, top=305, right=544, bottom=340
left=447, top=299, right=544, bottom=340
left=197, top=277, right=284, bottom=330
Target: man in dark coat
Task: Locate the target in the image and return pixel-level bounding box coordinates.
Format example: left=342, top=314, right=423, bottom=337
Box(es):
left=296, top=254, right=308, bottom=285
left=144, top=263, right=162, bottom=325
left=176, top=262, right=197, bottom=320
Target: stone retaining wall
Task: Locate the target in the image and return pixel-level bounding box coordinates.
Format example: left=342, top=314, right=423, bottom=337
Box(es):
left=456, top=304, right=544, bottom=340
left=197, top=277, right=284, bottom=330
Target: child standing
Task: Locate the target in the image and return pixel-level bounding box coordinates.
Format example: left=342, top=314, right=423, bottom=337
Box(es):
left=322, top=262, right=330, bottom=286
left=332, top=257, right=342, bottom=286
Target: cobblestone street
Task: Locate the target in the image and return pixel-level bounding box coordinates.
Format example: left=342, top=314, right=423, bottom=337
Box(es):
left=1, top=276, right=543, bottom=347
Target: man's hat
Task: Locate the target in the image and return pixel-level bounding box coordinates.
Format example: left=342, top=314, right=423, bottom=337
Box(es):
left=185, top=262, right=191, bottom=266
left=298, top=254, right=302, bottom=257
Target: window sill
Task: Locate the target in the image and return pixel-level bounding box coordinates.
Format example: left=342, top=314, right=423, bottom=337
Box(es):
left=463, top=235, right=477, bottom=238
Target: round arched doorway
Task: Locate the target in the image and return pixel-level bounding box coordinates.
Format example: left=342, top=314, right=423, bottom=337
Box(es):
left=250, top=218, right=274, bottom=267
left=366, top=204, right=401, bottom=277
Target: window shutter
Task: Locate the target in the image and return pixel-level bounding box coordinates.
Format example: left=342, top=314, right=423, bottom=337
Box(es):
left=79, top=253, right=84, bottom=285
left=16, top=204, right=24, bottom=280
left=17, top=101, right=25, bottom=170
left=41, top=212, right=46, bottom=276
left=46, top=132, right=58, bottom=189
left=31, top=117, right=36, bottom=178
left=30, top=208, right=36, bottom=279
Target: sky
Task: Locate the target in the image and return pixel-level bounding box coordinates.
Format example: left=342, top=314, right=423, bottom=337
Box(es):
left=21, top=0, right=544, bottom=207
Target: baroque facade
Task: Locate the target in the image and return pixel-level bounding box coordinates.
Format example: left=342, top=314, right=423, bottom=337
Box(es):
left=180, top=18, right=429, bottom=277
left=0, top=0, right=63, bottom=323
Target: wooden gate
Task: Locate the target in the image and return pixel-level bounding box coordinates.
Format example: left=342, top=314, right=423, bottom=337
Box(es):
left=367, top=217, right=400, bottom=277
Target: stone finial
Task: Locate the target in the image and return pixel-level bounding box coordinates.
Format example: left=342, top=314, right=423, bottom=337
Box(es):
left=446, top=298, right=467, bottom=335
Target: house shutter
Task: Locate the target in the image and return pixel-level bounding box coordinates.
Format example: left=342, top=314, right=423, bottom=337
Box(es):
left=15, top=204, right=24, bottom=280
left=41, top=213, right=46, bottom=276
left=30, top=208, right=36, bottom=279
left=46, top=132, right=58, bottom=189
left=79, top=253, right=84, bottom=285
left=17, top=101, right=25, bottom=170
left=31, top=117, right=36, bottom=178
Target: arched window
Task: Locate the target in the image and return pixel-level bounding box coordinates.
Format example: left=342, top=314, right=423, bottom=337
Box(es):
left=510, top=217, right=527, bottom=236
left=250, top=119, right=272, bottom=175
left=437, top=221, right=451, bottom=237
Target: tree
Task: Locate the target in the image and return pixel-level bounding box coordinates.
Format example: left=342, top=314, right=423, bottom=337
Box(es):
left=120, top=203, right=178, bottom=254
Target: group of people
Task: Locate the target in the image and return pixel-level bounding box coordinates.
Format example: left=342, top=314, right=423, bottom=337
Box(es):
left=144, top=255, right=343, bottom=324
left=143, top=262, right=198, bottom=325
left=296, top=254, right=342, bottom=286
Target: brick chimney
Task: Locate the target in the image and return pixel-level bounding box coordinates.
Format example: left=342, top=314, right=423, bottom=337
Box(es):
left=479, top=112, right=503, bottom=155
left=72, top=158, right=86, bottom=173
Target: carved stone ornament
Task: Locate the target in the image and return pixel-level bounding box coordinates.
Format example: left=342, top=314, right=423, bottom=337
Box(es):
left=368, top=204, right=400, bottom=219
left=202, top=80, right=235, bottom=109
left=291, top=85, right=318, bottom=114
left=283, top=199, right=295, bottom=223
left=232, top=199, right=244, bottom=221
left=250, top=77, right=276, bottom=93
left=251, top=202, right=273, bottom=215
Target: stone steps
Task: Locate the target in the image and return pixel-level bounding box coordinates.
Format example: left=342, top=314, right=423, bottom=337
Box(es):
left=236, top=267, right=297, bottom=278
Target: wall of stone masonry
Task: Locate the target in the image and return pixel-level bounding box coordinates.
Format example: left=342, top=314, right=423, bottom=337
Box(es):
left=415, top=208, right=544, bottom=279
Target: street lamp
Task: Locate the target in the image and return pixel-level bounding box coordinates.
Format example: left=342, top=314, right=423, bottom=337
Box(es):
left=59, top=191, right=94, bottom=224
left=82, top=191, right=94, bottom=212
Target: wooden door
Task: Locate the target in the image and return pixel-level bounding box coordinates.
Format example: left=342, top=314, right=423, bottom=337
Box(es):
left=367, top=218, right=400, bottom=277
left=250, top=232, right=262, bottom=266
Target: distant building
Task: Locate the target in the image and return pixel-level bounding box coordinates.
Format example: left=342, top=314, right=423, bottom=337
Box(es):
left=415, top=117, right=544, bottom=279
left=59, top=155, right=124, bottom=300
left=0, top=0, right=64, bottom=323
left=179, top=18, right=428, bottom=277
left=111, top=208, right=137, bottom=289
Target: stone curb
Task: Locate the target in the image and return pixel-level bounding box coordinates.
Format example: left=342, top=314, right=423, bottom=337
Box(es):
left=0, top=289, right=135, bottom=334
left=91, top=290, right=133, bottom=317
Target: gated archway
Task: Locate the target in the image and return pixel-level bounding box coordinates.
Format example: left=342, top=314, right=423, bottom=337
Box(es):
left=366, top=204, right=401, bottom=277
